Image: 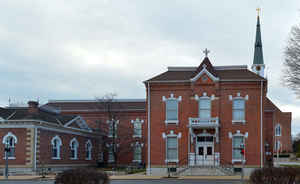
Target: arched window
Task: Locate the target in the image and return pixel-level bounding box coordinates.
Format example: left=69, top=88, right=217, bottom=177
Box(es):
left=51, top=136, right=62, bottom=159
left=275, top=124, right=281, bottom=136
left=85, top=140, right=92, bottom=160
left=2, top=132, right=17, bottom=158
left=70, top=138, right=79, bottom=160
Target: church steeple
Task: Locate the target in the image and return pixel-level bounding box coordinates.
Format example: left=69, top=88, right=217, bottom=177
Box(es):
left=252, top=8, right=265, bottom=77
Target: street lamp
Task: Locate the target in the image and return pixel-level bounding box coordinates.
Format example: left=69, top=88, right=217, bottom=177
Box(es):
left=4, top=143, right=10, bottom=179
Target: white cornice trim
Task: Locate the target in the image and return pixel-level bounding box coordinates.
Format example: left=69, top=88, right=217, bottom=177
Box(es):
left=190, top=68, right=219, bottom=82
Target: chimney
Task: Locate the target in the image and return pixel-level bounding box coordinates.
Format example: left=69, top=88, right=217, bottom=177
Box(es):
left=28, top=101, right=39, bottom=114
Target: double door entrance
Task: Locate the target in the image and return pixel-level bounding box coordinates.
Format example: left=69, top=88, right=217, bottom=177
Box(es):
left=196, top=136, right=214, bottom=165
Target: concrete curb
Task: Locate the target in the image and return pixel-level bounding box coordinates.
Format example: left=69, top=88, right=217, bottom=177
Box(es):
left=0, top=175, right=249, bottom=181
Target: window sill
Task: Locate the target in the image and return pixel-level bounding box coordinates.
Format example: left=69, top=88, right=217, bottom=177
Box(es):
left=133, top=135, right=142, bottom=138
left=165, top=159, right=179, bottom=163
left=165, top=120, right=179, bottom=124
left=275, top=135, right=281, bottom=137
left=232, top=159, right=246, bottom=163
left=108, top=160, right=115, bottom=163
left=3, top=157, right=16, bottom=160
left=52, top=157, right=61, bottom=160
left=85, top=158, right=92, bottom=160
left=132, top=160, right=142, bottom=163
left=232, top=120, right=246, bottom=124
left=70, top=158, right=78, bottom=160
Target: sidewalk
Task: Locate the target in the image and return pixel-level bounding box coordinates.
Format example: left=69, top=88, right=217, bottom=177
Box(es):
left=0, top=174, right=247, bottom=181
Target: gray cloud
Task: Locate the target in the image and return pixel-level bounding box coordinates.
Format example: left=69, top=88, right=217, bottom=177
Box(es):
left=0, top=0, right=300, bottom=133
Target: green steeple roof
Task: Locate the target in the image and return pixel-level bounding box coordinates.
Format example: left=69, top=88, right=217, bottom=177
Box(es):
left=253, top=15, right=264, bottom=65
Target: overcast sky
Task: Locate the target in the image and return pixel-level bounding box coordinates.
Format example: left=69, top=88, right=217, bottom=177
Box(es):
left=0, top=1, right=300, bottom=135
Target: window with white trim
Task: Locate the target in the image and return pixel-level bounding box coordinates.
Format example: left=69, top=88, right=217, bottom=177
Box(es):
left=70, top=138, right=79, bottom=160
left=108, top=146, right=115, bottom=163
left=107, top=120, right=118, bottom=138
left=2, top=132, right=17, bottom=158
left=85, top=140, right=92, bottom=160
left=167, top=137, right=177, bottom=161
left=233, top=99, right=245, bottom=121
left=275, top=140, right=281, bottom=151
left=232, top=136, right=244, bottom=160
left=51, top=136, right=62, bottom=159
left=162, top=94, right=182, bottom=124
left=275, top=124, right=281, bottom=136
left=132, top=118, right=144, bottom=138
left=133, top=145, right=142, bottom=162
left=162, top=131, right=181, bottom=163
left=199, top=98, right=211, bottom=119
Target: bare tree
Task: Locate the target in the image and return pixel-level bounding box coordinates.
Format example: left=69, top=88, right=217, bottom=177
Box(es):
left=283, top=24, right=300, bottom=97
left=95, top=93, right=145, bottom=168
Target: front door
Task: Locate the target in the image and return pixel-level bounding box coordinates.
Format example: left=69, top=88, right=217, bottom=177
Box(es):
left=196, top=136, right=214, bottom=165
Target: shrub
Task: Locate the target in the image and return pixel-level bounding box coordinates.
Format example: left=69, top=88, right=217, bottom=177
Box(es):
left=249, top=167, right=300, bottom=184
left=55, top=168, right=109, bottom=184
left=296, top=153, right=300, bottom=158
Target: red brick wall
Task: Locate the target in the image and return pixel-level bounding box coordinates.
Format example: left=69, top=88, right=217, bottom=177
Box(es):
left=0, top=128, right=27, bottom=165
left=58, top=111, right=146, bottom=165
left=38, top=129, right=99, bottom=165
left=146, top=80, right=266, bottom=167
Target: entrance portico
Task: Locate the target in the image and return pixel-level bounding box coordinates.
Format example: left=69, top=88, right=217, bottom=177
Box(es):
left=188, top=117, right=220, bottom=166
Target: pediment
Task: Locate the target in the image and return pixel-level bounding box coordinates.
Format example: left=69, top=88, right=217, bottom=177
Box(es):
left=64, top=116, right=92, bottom=132
left=190, top=67, right=219, bottom=83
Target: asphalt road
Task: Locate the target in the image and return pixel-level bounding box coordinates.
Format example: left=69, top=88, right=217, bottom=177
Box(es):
left=0, top=179, right=242, bottom=184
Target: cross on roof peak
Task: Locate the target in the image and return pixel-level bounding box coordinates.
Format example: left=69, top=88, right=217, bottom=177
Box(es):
left=256, top=7, right=261, bottom=17
left=203, top=48, right=210, bottom=57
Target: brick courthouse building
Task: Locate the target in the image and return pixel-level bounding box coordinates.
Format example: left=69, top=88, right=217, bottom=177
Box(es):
left=1, top=13, right=290, bottom=175
left=45, top=14, right=292, bottom=176
left=143, top=14, right=292, bottom=175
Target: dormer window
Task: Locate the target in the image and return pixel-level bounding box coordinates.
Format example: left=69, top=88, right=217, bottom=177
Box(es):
left=162, top=94, right=182, bottom=124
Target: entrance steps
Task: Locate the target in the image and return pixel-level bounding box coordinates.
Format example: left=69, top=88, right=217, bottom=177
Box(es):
left=175, top=166, right=235, bottom=176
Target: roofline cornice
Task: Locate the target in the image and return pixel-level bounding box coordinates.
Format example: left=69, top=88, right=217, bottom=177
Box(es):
left=48, top=99, right=146, bottom=103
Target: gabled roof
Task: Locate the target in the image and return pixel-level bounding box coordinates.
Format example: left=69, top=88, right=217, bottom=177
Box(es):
left=264, top=97, right=281, bottom=112
left=2, top=106, right=77, bottom=126
left=196, top=57, right=218, bottom=77
left=146, top=56, right=266, bottom=83
left=0, top=105, right=93, bottom=132
left=146, top=67, right=266, bottom=82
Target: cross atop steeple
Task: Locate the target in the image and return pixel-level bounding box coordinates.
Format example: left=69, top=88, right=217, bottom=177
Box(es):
left=203, top=48, right=210, bottom=57
left=256, top=7, right=261, bottom=17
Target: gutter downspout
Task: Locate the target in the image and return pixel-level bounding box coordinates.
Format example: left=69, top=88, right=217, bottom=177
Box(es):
left=33, top=127, right=37, bottom=172
left=147, top=82, right=151, bottom=175
left=260, top=80, right=263, bottom=168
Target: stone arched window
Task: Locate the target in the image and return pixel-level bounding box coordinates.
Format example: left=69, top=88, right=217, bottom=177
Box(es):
left=2, top=132, right=17, bottom=158
left=70, top=138, right=79, bottom=160
left=275, top=124, right=281, bottom=136
left=85, top=140, right=92, bottom=160
left=51, top=135, right=62, bottom=159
